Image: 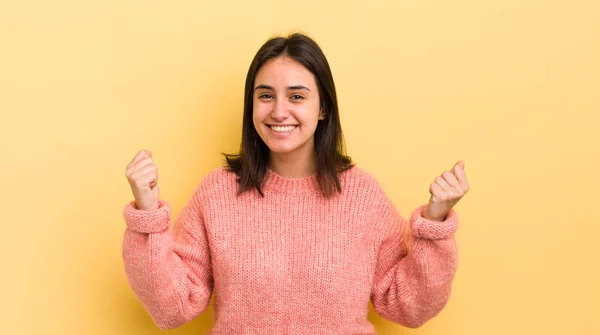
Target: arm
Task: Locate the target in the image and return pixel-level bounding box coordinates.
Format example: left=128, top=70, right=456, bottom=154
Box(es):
left=371, top=201, right=459, bottom=328
left=121, top=185, right=214, bottom=329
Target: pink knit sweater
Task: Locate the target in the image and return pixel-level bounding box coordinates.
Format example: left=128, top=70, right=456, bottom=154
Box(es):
left=122, top=165, right=459, bottom=334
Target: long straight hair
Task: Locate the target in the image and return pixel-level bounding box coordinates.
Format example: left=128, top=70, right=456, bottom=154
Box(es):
left=223, top=33, right=354, bottom=198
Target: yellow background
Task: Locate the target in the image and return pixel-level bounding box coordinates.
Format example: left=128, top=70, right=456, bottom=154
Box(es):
left=1, top=0, right=599, bottom=334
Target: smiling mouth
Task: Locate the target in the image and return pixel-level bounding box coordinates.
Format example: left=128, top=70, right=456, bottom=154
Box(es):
left=268, top=125, right=298, bottom=132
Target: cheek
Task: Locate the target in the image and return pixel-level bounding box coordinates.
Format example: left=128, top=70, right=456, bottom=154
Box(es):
left=253, top=102, right=270, bottom=120
left=252, top=106, right=262, bottom=125
left=303, top=103, right=322, bottom=123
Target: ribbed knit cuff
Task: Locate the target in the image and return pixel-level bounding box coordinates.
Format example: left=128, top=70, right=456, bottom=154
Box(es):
left=122, top=200, right=171, bottom=233
left=410, top=205, right=459, bottom=240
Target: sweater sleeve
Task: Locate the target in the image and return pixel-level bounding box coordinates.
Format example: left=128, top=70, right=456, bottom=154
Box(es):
left=370, top=190, right=459, bottom=328
left=121, top=184, right=214, bottom=329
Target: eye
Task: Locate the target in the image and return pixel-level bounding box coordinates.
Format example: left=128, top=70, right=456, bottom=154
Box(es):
left=290, top=94, right=304, bottom=100
left=258, top=93, right=273, bottom=100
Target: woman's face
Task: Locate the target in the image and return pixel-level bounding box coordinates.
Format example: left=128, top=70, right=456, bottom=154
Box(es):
left=252, top=56, right=325, bottom=157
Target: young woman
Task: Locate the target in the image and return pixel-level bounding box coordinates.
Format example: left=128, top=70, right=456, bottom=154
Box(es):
left=123, top=33, right=469, bottom=334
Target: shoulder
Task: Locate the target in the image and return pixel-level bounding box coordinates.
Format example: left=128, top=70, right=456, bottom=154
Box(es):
left=337, top=165, right=393, bottom=208
left=339, top=165, right=386, bottom=194
left=340, top=166, right=404, bottom=236
left=202, top=165, right=237, bottom=183
left=195, top=166, right=238, bottom=198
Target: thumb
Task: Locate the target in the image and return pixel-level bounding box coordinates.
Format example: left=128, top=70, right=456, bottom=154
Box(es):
left=455, top=160, right=465, bottom=170
left=145, top=150, right=152, bottom=158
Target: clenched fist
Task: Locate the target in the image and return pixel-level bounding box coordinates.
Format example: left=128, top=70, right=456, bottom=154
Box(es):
left=125, top=150, right=160, bottom=211
left=423, top=160, right=470, bottom=222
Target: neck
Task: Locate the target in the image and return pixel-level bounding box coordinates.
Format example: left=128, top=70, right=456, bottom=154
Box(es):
left=268, top=148, right=317, bottom=178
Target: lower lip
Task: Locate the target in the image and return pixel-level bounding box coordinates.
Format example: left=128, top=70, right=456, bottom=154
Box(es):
left=268, top=126, right=298, bottom=138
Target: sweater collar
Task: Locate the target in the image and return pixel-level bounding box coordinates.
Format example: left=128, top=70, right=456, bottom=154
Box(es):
left=263, top=167, right=320, bottom=195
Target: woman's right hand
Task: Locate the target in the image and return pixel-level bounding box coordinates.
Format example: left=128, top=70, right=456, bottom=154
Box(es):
left=125, top=149, right=160, bottom=211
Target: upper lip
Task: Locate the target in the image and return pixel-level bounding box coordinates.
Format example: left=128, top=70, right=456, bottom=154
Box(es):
left=268, top=124, right=298, bottom=126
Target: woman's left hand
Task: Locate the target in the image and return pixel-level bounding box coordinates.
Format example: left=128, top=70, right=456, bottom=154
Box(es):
left=423, top=160, right=470, bottom=222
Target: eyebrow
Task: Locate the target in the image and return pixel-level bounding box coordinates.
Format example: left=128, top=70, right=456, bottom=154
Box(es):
left=254, top=84, right=312, bottom=92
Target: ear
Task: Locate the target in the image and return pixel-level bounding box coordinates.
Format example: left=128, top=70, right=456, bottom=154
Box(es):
left=318, top=108, right=326, bottom=120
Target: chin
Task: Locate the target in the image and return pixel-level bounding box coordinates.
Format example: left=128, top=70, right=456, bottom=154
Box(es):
left=265, top=144, right=299, bottom=154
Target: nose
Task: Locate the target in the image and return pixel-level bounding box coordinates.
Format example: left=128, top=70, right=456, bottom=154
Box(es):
left=270, top=98, right=289, bottom=121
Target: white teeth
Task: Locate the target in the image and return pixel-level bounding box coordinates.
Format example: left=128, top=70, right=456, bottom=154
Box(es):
left=270, top=125, right=297, bottom=132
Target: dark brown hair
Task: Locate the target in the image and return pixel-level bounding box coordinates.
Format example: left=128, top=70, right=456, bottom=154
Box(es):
left=222, top=32, right=354, bottom=197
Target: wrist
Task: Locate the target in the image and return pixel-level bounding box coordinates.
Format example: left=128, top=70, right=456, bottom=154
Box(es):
left=411, top=205, right=459, bottom=240
left=423, top=204, right=447, bottom=222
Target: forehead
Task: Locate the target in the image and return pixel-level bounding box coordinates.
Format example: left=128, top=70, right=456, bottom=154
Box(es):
left=255, top=56, right=316, bottom=88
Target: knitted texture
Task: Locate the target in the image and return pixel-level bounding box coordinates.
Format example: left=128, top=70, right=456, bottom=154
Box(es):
left=122, top=166, right=459, bottom=334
